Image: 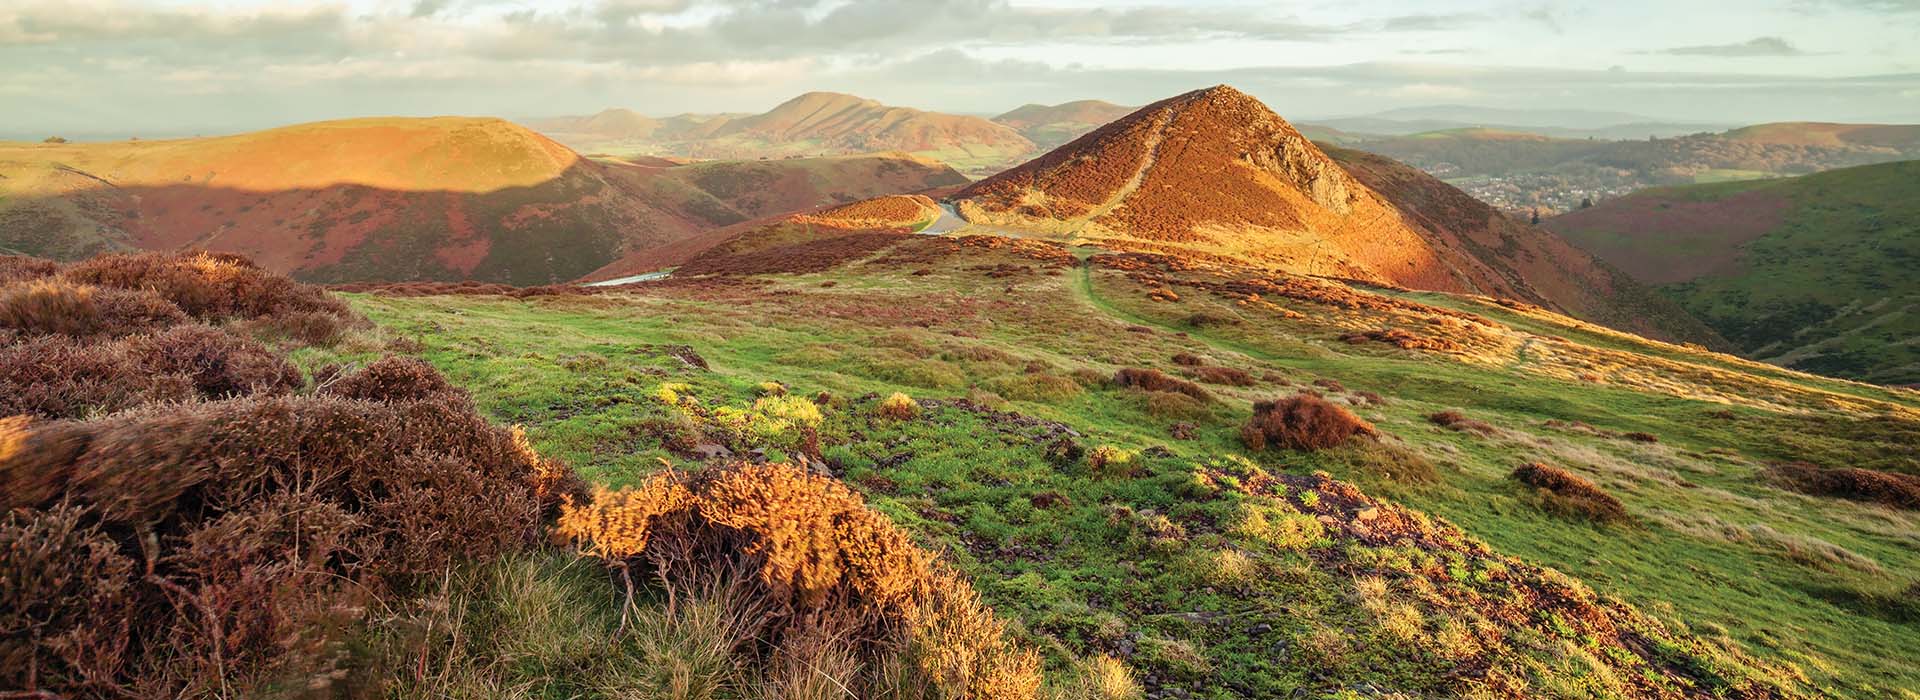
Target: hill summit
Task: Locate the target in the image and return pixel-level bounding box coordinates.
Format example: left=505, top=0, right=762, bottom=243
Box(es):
left=950, top=86, right=1717, bottom=343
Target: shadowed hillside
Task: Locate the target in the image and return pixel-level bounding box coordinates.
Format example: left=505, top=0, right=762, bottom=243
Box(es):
left=0, top=121, right=965, bottom=285
left=1546, top=160, right=1920, bottom=384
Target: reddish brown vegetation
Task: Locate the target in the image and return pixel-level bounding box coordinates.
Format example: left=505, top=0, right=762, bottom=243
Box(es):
left=1239, top=394, right=1376, bottom=452
left=62, top=251, right=352, bottom=323
left=800, top=194, right=939, bottom=228
left=0, top=252, right=558, bottom=697
left=1341, top=327, right=1463, bottom=352
left=1170, top=352, right=1205, bottom=366
left=1510, top=463, right=1628, bottom=522
left=1111, top=367, right=1212, bottom=402
left=1, top=365, right=569, bottom=696
left=680, top=229, right=906, bottom=276
left=1764, top=462, right=1920, bottom=510
left=1429, top=410, right=1497, bottom=436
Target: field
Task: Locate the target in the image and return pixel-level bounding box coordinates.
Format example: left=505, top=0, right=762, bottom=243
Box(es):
left=292, top=237, right=1919, bottom=698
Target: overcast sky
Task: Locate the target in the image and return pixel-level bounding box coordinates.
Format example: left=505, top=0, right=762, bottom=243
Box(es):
left=4, top=0, right=1918, bottom=138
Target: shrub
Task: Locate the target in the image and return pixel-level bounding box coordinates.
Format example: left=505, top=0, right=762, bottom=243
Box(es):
left=982, top=373, right=1082, bottom=403
left=2, top=385, right=569, bottom=696
left=1240, top=394, right=1376, bottom=452
left=878, top=392, right=921, bottom=420
left=0, top=255, right=61, bottom=283
left=1764, top=462, right=1920, bottom=510
left=555, top=462, right=1041, bottom=698
left=1511, top=462, right=1628, bottom=522
left=1622, top=431, right=1660, bottom=444
left=1428, top=410, right=1496, bottom=436
left=1111, top=367, right=1211, bottom=402
left=1067, top=654, right=1143, bottom=700
left=0, top=280, right=100, bottom=337
left=1188, top=365, right=1256, bottom=386
left=1170, top=352, right=1205, bottom=366
left=319, top=355, right=465, bottom=404
left=1088, top=446, right=1138, bottom=479
left=61, top=250, right=353, bottom=328
left=0, top=337, right=162, bottom=418
left=127, top=324, right=303, bottom=398
left=1136, top=390, right=1208, bottom=421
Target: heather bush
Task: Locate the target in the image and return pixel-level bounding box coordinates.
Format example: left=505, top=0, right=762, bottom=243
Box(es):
left=1188, top=365, right=1255, bottom=386
left=62, top=250, right=351, bottom=324
left=1240, top=394, right=1376, bottom=452
left=555, top=462, right=1042, bottom=699
left=1428, top=410, right=1497, bottom=436
left=1764, top=462, right=1920, bottom=510
left=319, top=355, right=466, bottom=404
left=1511, top=462, right=1628, bottom=522
left=1111, top=367, right=1211, bottom=402
left=0, top=384, right=572, bottom=696
left=0, top=335, right=195, bottom=418
left=0, top=254, right=61, bottom=283
left=127, top=324, right=303, bottom=398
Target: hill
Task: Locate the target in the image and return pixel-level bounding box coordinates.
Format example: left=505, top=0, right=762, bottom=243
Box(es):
left=1545, top=160, right=1920, bottom=384
left=0, top=120, right=965, bottom=284
left=528, top=93, right=1036, bottom=177
left=945, top=85, right=1714, bottom=344
left=993, top=100, right=1137, bottom=150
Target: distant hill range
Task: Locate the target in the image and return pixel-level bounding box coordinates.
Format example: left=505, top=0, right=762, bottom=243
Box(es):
left=992, top=100, right=1138, bottom=151
left=1545, top=160, right=1920, bottom=385
left=1308, top=105, right=1731, bottom=140
left=0, top=117, right=966, bottom=284
left=1338, top=122, right=1920, bottom=215
left=525, top=93, right=1035, bottom=177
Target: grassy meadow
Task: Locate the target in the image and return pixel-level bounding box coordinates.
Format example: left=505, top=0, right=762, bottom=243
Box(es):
left=294, top=241, right=1919, bottom=698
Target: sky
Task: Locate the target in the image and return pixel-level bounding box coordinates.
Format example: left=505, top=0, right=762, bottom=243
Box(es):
left=3, top=0, right=1918, bottom=138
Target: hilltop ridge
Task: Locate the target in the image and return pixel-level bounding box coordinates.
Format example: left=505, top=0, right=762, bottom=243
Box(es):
left=945, top=85, right=1714, bottom=344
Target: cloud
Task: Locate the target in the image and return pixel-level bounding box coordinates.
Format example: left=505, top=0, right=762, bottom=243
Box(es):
left=1794, top=0, right=1920, bottom=12
left=1658, top=36, right=1806, bottom=56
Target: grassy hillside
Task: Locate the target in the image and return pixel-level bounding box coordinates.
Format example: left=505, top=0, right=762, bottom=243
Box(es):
left=1547, top=161, right=1920, bottom=385
left=300, top=235, right=1920, bottom=698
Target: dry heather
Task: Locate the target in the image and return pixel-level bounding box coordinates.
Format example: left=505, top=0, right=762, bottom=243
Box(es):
left=1112, top=367, right=1212, bottom=402
left=1187, top=365, right=1256, bottom=386
left=1340, top=327, right=1462, bottom=352
left=0, top=364, right=574, bottom=696
left=1511, top=462, right=1630, bottom=522
left=798, top=194, right=940, bottom=229
left=0, top=252, right=568, bottom=697
left=556, top=462, right=1042, bottom=699
left=1428, top=410, right=1498, bottom=436
left=1764, top=462, right=1920, bottom=510
left=1, top=252, right=354, bottom=421
left=1240, top=394, right=1377, bottom=452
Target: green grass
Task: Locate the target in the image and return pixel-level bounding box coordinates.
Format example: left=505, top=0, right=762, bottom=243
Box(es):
left=300, top=254, right=1920, bottom=698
